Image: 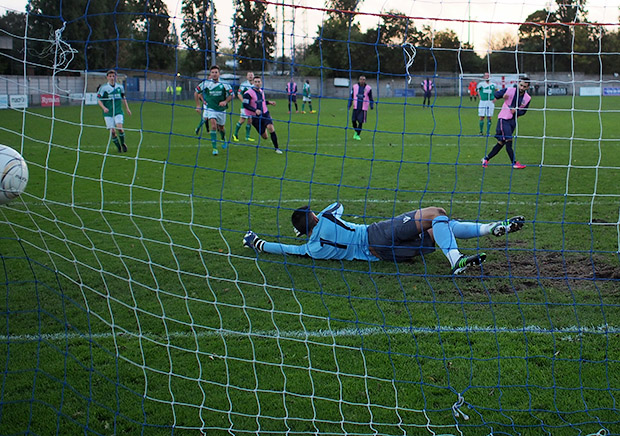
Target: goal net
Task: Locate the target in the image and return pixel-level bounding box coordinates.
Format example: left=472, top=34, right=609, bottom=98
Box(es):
left=1, top=0, right=619, bottom=434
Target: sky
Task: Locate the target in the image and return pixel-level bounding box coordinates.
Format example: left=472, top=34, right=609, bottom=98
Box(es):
left=1, top=0, right=619, bottom=55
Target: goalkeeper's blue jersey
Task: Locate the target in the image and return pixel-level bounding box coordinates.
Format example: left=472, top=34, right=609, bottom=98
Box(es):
left=262, top=202, right=379, bottom=261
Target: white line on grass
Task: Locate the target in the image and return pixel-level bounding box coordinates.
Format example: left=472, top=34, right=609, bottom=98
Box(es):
left=3, top=324, right=617, bottom=343
left=18, top=196, right=620, bottom=208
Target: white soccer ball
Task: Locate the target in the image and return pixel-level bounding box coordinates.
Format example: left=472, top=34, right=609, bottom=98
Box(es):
left=0, top=145, right=29, bottom=205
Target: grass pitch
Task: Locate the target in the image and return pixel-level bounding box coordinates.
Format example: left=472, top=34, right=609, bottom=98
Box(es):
left=1, top=94, right=619, bottom=435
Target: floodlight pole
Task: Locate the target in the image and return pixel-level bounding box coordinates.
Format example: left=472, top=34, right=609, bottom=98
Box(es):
left=210, top=0, right=216, bottom=67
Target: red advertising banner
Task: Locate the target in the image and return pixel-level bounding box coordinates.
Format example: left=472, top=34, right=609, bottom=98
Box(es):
left=41, top=94, right=60, bottom=107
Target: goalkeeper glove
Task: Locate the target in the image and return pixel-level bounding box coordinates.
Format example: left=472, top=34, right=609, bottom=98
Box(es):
left=243, top=231, right=265, bottom=252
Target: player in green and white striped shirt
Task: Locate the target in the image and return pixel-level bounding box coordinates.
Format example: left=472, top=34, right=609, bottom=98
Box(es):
left=97, top=70, right=132, bottom=152
left=301, top=79, right=316, bottom=114
left=477, top=72, right=497, bottom=135
left=194, top=65, right=233, bottom=155
left=233, top=71, right=256, bottom=142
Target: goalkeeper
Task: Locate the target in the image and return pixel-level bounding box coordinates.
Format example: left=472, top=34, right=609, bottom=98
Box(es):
left=244, top=202, right=524, bottom=275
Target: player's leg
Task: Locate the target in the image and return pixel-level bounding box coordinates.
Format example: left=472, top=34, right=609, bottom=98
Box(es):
left=209, top=117, right=218, bottom=155
left=485, top=141, right=505, bottom=161
left=415, top=207, right=486, bottom=274
left=114, top=115, right=127, bottom=152
left=116, top=125, right=127, bottom=152
left=351, top=111, right=360, bottom=139
left=216, top=112, right=226, bottom=143
left=106, top=117, right=121, bottom=152
left=233, top=115, right=243, bottom=141
left=266, top=120, right=281, bottom=153
left=288, top=96, right=292, bottom=113
left=483, top=120, right=508, bottom=164
left=479, top=116, right=485, bottom=135
left=448, top=217, right=524, bottom=239
left=110, top=129, right=122, bottom=152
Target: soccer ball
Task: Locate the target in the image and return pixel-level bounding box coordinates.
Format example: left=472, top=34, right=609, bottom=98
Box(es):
left=0, top=145, right=29, bottom=205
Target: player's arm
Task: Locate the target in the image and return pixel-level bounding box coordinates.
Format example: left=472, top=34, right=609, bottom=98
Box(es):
left=243, top=231, right=308, bottom=256
left=368, top=89, right=374, bottom=110
left=516, top=99, right=530, bottom=117
left=121, top=89, right=131, bottom=115
left=194, top=89, right=203, bottom=112
left=123, top=97, right=132, bottom=116
left=242, top=91, right=258, bottom=114
left=97, top=96, right=108, bottom=113
left=221, top=86, right=233, bottom=106
left=347, top=89, right=353, bottom=109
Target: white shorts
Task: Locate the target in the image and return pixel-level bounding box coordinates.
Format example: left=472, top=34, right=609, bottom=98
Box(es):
left=303, top=96, right=311, bottom=102
left=203, top=108, right=226, bottom=126
left=239, top=108, right=250, bottom=119
left=478, top=101, right=495, bottom=117
left=104, top=114, right=124, bottom=129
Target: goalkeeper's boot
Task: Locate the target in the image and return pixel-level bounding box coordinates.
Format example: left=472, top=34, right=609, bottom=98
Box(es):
left=491, top=216, right=525, bottom=237
left=451, top=253, right=486, bottom=275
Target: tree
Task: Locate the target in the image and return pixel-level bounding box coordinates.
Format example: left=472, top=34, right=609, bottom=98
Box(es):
left=0, top=11, right=26, bottom=75
left=181, top=0, right=219, bottom=74
left=27, top=0, right=134, bottom=72
left=373, top=11, right=425, bottom=76
left=230, top=0, right=275, bottom=72
left=303, top=0, right=364, bottom=77
left=127, top=0, right=173, bottom=72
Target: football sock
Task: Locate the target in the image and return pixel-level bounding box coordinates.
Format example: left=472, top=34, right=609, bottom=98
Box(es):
left=270, top=131, right=279, bottom=149
left=302, top=103, right=305, bottom=111
left=479, top=120, right=484, bottom=132
left=234, top=122, right=242, bottom=137
left=309, top=103, right=313, bottom=111
left=487, top=119, right=492, bottom=133
left=119, top=132, right=125, bottom=145
left=449, top=220, right=492, bottom=238
left=245, top=124, right=252, bottom=139
left=196, top=118, right=204, bottom=131
left=432, top=215, right=461, bottom=266
left=210, top=131, right=217, bottom=149
left=112, top=136, right=121, bottom=151
left=487, top=142, right=504, bottom=160
left=505, top=141, right=515, bottom=163
left=219, top=130, right=225, bottom=140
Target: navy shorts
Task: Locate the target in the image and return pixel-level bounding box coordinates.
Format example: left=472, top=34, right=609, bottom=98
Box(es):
left=288, top=95, right=297, bottom=103
left=495, top=118, right=516, bottom=142
left=352, top=108, right=367, bottom=124
left=424, top=91, right=432, bottom=98
left=367, top=211, right=436, bottom=263
left=252, top=113, right=273, bottom=135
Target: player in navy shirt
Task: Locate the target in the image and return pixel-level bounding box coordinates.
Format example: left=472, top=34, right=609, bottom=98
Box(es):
left=243, top=202, right=525, bottom=275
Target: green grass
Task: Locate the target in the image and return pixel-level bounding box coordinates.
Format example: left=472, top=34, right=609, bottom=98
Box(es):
left=1, top=95, right=620, bottom=435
